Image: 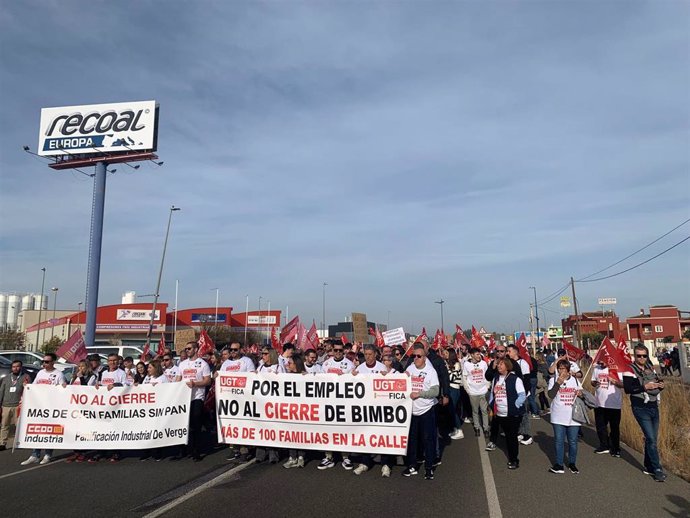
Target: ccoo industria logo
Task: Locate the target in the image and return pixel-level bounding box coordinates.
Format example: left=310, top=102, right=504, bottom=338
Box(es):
left=38, top=100, right=158, bottom=157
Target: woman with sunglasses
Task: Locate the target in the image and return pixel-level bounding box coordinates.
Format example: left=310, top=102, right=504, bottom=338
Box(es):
left=547, top=359, right=583, bottom=474
left=623, top=344, right=666, bottom=482
left=283, top=354, right=307, bottom=469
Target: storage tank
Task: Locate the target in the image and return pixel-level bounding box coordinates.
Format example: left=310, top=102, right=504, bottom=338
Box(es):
left=0, top=294, right=8, bottom=328
left=21, top=294, right=33, bottom=311
left=7, top=294, right=21, bottom=328
left=122, top=291, right=136, bottom=304
left=33, top=295, right=47, bottom=311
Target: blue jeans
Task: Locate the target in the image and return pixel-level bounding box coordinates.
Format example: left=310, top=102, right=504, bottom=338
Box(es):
left=528, top=378, right=539, bottom=415
left=552, top=423, right=579, bottom=466
left=448, top=387, right=462, bottom=429
left=631, top=404, right=662, bottom=473
left=32, top=448, right=53, bottom=457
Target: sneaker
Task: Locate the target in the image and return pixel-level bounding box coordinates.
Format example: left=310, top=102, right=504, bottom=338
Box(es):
left=519, top=436, right=533, bottom=445
left=21, top=455, right=39, bottom=466
left=654, top=471, right=667, bottom=482
left=283, top=457, right=298, bottom=469
left=226, top=450, right=241, bottom=461
left=65, top=453, right=79, bottom=463
left=341, top=458, right=354, bottom=470
left=402, top=466, right=418, bottom=477
left=40, top=455, right=51, bottom=465
left=517, top=434, right=524, bottom=441
left=297, top=456, right=305, bottom=468
left=432, top=458, right=442, bottom=467
left=549, top=464, right=565, bottom=474
left=108, top=454, right=120, bottom=463
left=317, top=457, right=335, bottom=470
left=139, top=455, right=151, bottom=462
left=381, top=465, right=391, bottom=478
left=594, top=448, right=610, bottom=455
left=424, top=468, right=434, bottom=480
left=642, top=468, right=655, bottom=476
left=464, top=417, right=471, bottom=423
left=569, top=464, right=579, bottom=474
left=610, top=451, right=621, bottom=458
left=541, top=410, right=551, bottom=416
left=485, top=442, right=497, bottom=451
left=449, top=429, right=464, bottom=440
left=507, top=461, right=519, bottom=470
left=531, top=414, right=541, bottom=419
left=75, top=454, right=86, bottom=463
left=87, top=456, right=100, bottom=464
left=353, top=463, right=369, bottom=475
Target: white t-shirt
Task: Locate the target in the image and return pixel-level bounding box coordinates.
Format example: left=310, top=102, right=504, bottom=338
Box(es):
left=33, top=369, right=66, bottom=386
left=406, top=360, right=440, bottom=416
left=591, top=366, right=623, bottom=409
left=257, top=362, right=283, bottom=374
left=278, top=354, right=291, bottom=372
left=304, top=363, right=323, bottom=374
left=143, top=374, right=168, bottom=384
left=322, top=357, right=355, bottom=375
left=493, top=376, right=509, bottom=417
left=569, top=360, right=581, bottom=375
left=356, top=361, right=386, bottom=374
left=221, top=356, right=255, bottom=373
left=178, top=358, right=211, bottom=400
left=123, top=367, right=136, bottom=385
left=462, top=360, right=489, bottom=396
left=164, top=365, right=180, bottom=382
left=548, top=376, right=581, bottom=426
left=99, top=369, right=128, bottom=387
left=516, top=358, right=531, bottom=376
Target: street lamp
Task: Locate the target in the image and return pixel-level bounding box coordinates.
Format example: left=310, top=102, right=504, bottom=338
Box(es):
left=211, top=288, right=219, bottom=325
left=77, top=301, right=83, bottom=329
left=529, top=286, right=540, bottom=334
left=145, top=205, right=181, bottom=351
left=36, top=267, right=46, bottom=352
left=435, top=299, right=445, bottom=333
left=50, top=287, right=59, bottom=340
left=322, top=282, right=328, bottom=337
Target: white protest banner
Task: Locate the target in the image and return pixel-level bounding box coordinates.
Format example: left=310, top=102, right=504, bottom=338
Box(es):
left=16, top=383, right=191, bottom=450
left=216, top=372, right=412, bottom=455
left=382, top=327, right=406, bottom=346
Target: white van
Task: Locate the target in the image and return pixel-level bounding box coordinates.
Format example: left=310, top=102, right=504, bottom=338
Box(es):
left=85, top=345, right=145, bottom=360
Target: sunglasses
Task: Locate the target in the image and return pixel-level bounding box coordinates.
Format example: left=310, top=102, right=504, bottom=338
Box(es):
left=413, top=354, right=424, bottom=358
left=163, top=358, right=172, bottom=361
left=230, top=348, right=240, bottom=352
left=185, top=347, right=194, bottom=351
left=636, top=354, right=648, bottom=358
left=333, top=349, right=344, bottom=352
left=42, top=360, right=53, bottom=363
left=261, top=352, right=269, bottom=355
left=496, top=350, right=506, bottom=353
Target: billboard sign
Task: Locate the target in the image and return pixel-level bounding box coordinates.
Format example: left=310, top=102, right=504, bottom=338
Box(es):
left=191, top=313, right=227, bottom=323
left=247, top=315, right=277, bottom=325
left=560, top=296, right=571, bottom=308
left=598, top=298, right=617, bottom=305
left=38, top=100, right=158, bottom=156
left=117, top=309, right=160, bottom=321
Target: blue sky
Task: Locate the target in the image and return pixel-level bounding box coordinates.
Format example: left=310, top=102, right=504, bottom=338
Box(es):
left=1, top=1, right=688, bottom=334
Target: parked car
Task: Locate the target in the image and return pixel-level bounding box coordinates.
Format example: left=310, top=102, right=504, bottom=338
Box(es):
left=0, top=351, right=75, bottom=383
left=85, top=345, right=145, bottom=360
left=0, top=355, right=39, bottom=382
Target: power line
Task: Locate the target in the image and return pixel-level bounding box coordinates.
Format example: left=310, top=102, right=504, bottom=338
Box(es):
left=537, top=282, right=571, bottom=306
left=577, top=218, right=690, bottom=281
left=578, top=235, right=690, bottom=283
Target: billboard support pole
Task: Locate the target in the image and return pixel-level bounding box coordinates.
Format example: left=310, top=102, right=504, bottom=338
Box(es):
left=84, top=161, right=107, bottom=347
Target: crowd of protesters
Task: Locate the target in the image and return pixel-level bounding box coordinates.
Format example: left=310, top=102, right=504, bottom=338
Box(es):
left=0, top=337, right=670, bottom=482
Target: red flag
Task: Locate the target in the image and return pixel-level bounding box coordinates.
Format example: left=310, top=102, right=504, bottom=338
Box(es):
left=305, top=322, right=319, bottom=351
left=487, top=336, right=496, bottom=353
left=141, top=342, right=150, bottom=362
left=515, top=333, right=534, bottom=369
left=280, top=316, right=300, bottom=344
left=616, top=335, right=631, bottom=358
left=455, top=325, right=471, bottom=347
left=197, top=329, right=215, bottom=357
left=368, top=326, right=384, bottom=347
left=270, top=326, right=283, bottom=354
left=56, top=329, right=87, bottom=364
left=296, top=323, right=308, bottom=350
left=432, top=329, right=442, bottom=350
left=542, top=335, right=551, bottom=348
left=593, top=337, right=634, bottom=380
left=562, top=339, right=585, bottom=362
left=157, top=334, right=166, bottom=357
left=471, top=326, right=487, bottom=348
left=340, top=333, right=349, bottom=346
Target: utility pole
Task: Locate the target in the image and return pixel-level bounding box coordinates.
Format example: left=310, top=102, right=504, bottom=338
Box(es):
left=435, top=299, right=445, bottom=333
left=571, top=276, right=582, bottom=349
left=529, top=286, right=539, bottom=336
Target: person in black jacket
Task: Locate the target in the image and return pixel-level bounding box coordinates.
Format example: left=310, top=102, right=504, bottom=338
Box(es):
left=426, top=346, right=451, bottom=464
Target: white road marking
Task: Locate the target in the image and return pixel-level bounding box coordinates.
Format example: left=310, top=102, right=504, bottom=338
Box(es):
left=0, top=458, right=67, bottom=480
left=142, top=459, right=256, bottom=518
left=477, top=433, right=503, bottom=518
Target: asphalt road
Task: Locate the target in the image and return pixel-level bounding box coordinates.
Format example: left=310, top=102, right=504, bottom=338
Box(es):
left=0, top=418, right=688, bottom=517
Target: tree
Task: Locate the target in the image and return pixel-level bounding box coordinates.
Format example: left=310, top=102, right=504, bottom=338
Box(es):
left=582, top=332, right=604, bottom=351
left=662, top=335, right=675, bottom=344
left=683, top=329, right=690, bottom=341
left=0, top=329, right=25, bottom=350
left=41, top=336, right=64, bottom=354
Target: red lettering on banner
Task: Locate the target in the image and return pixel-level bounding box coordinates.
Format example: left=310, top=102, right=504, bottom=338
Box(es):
left=411, top=376, right=424, bottom=391
left=224, top=364, right=241, bottom=372
left=264, top=402, right=319, bottom=421
left=108, top=392, right=156, bottom=406
left=26, top=423, right=64, bottom=435
left=368, top=434, right=407, bottom=449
